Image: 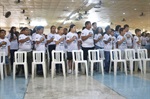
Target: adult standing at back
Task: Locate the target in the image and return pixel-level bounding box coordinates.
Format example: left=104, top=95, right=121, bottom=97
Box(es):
left=124, top=24, right=133, bottom=49
left=47, top=25, right=56, bottom=70
left=7, top=26, right=19, bottom=70
left=81, top=21, right=95, bottom=61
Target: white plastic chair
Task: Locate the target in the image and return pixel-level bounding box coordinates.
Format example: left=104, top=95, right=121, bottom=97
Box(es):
left=109, top=49, right=127, bottom=75
left=13, top=51, right=28, bottom=79
left=72, top=50, right=88, bottom=77
left=0, top=52, right=7, bottom=80
left=137, top=49, right=150, bottom=74
left=32, top=51, right=47, bottom=78
left=125, top=49, right=142, bottom=74
left=98, top=49, right=105, bottom=60
left=51, top=50, right=66, bottom=78
left=88, top=50, right=104, bottom=76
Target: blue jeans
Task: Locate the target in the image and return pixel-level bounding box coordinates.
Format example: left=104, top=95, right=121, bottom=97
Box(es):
left=104, top=51, right=110, bottom=72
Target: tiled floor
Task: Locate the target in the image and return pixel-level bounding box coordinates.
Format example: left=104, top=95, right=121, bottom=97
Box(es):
left=0, top=70, right=150, bottom=99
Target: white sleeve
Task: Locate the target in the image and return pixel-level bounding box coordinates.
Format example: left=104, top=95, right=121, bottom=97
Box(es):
left=66, top=34, right=70, bottom=40
left=117, top=36, right=121, bottom=41
left=35, top=35, right=40, bottom=41
left=54, top=35, right=58, bottom=42
left=103, top=34, right=108, bottom=41
left=81, top=30, right=86, bottom=37
left=19, top=35, right=23, bottom=40
left=6, top=39, right=10, bottom=46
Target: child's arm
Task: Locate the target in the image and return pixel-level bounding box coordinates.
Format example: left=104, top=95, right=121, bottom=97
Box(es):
left=18, top=37, right=30, bottom=43
left=117, top=37, right=126, bottom=45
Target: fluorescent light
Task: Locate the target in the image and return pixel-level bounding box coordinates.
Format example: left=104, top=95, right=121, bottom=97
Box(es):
left=30, top=17, right=48, bottom=26
left=70, top=13, right=78, bottom=19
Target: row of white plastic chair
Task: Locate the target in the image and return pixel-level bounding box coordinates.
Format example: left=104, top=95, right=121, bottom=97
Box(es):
left=109, top=49, right=150, bottom=75
left=0, top=49, right=149, bottom=80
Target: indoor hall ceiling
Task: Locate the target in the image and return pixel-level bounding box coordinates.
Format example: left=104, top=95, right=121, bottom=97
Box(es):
left=0, top=0, right=150, bottom=31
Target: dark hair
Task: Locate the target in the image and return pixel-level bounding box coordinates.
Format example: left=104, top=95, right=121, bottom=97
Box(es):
left=0, top=29, right=5, bottom=33
left=50, top=25, right=56, bottom=30
left=92, top=22, right=96, bottom=26
left=37, top=26, right=44, bottom=31
left=141, top=32, right=146, bottom=36
left=69, top=24, right=75, bottom=32
left=85, top=21, right=91, bottom=27
left=82, top=27, right=86, bottom=30
left=21, top=27, right=28, bottom=32
left=124, top=24, right=129, bottom=28
left=57, top=26, right=63, bottom=30
left=77, top=31, right=81, bottom=34
left=135, top=29, right=141, bottom=34
left=95, top=27, right=103, bottom=34
left=105, top=25, right=110, bottom=32
left=119, top=28, right=125, bottom=34
left=111, top=29, right=115, bottom=32
left=9, top=26, right=16, bottom=39
left=115, top=25, right=121, bottom=31
left=64, top=28, right=68, bottom=31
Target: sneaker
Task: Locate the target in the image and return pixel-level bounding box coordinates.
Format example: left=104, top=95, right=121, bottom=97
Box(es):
left=68, top=69, right=72, bottom=74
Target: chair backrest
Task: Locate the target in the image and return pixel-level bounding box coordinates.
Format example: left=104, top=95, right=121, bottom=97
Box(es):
left=110, top=49, right=122, bottom=61
left=0, top=52, right=5, bottom=64
left=98, top=49, right=105, bottom=60
left=33, top=51, right=45, bottom=62
left=137, top=49, right=148, bottom=59
left=88, top=50, right=99, bottom=61
left=52, top=50, right=64, bottom=62
left=125, top=49, right=136, bottom=60
left=72, top=50, right=84, bottom=61
left=15, top=51, right=27, bottom=63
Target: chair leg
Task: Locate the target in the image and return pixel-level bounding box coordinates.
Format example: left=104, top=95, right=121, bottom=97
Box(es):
left=13, top=64, right=16, bottom=80
left=114, top=62, right=117, bottom=76
left=139, top=61, right=143, bottom=74
left=143, top=61, right=146, bottom=74
left=91, top=62, right=94, bottom=76
left=24, top=64, right=28, bottom=79
left=1, top=65, right=4, bottom=80
left=62, top=62, right=66, bottom=78
left=101, top=62, right=104, bottom=75
left=43, top=63, right=47, bottom=78
left=32, top=63, right=34, bottom=79
left=85, top=62, right=88, bottom=77
left=130, top=61, right=133, bottom=75
left=75, top=62, right=78, bottom=77
left=51, top=62, right=55, bottom=78
left=124, top=62, right=127, bottom=75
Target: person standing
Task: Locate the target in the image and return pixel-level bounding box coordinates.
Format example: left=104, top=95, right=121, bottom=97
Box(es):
left=7, top=26, right=19, bottom=70
left=0, top=29, right=10, bottom=75
left=66, top=24, right=78, bottom=74
left=18, top=27, right=32, bottom=74
left=103, top=26, right=112, bottom=73
left=47, top=26, right=56, bottom=70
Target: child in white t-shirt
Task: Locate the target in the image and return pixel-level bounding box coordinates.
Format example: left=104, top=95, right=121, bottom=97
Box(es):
left=94, top=27, right=104, bottom=49
left=117, top=28, right=127, bottom=59
left=18, top=27, right=33, bottom=74
left=110, top=29, right=117, bottom=49
left=133, top=29, right=141, bottom=52
left=66, top=24, right=78, bottom=74
left=0, top=29, right=10, bottom=75
left=34, top=26, right=46, bottom=51
left=77, top=31, right=82, bottom=50
left=54, top=27, right=66, bottom=51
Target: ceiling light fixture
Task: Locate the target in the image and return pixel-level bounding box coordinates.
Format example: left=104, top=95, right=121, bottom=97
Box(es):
left=30, top=17, right=48, bottom=26
left=123, top=13, right=125, bottom=15
left=70, top=13, right=78, bottom=19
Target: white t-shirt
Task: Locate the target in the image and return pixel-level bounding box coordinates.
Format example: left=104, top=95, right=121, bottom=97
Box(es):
left=54, top=34, right=66, bottom=51
left=103, top=34, right=112, bottom=51
left=133, top=36, right=141, bottom=52
left=32, top=33, right=37, bottom=41
left=34, top=34, right=46, bottom=51
left=81, top=28, right=94, bottom=48
left=66, top=32, right=78, bottom=52
left=111, top=36, right=117, bottom=49
left=124, top=32, right=133, bottom=47
left=94, top=33, right=104, bottom=48
left=117, top=35, right=127, bottom=51
left=0, top=38, right=10, bottom=56
left=47, top=33, right=56, bottom=45
left=18, top=34, right=32, bottom=52
left=146, top=37, right=150, bottom=45
left=140, top=36, right=147, bottom=46
left=7, top=33, right=18, bottom=50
